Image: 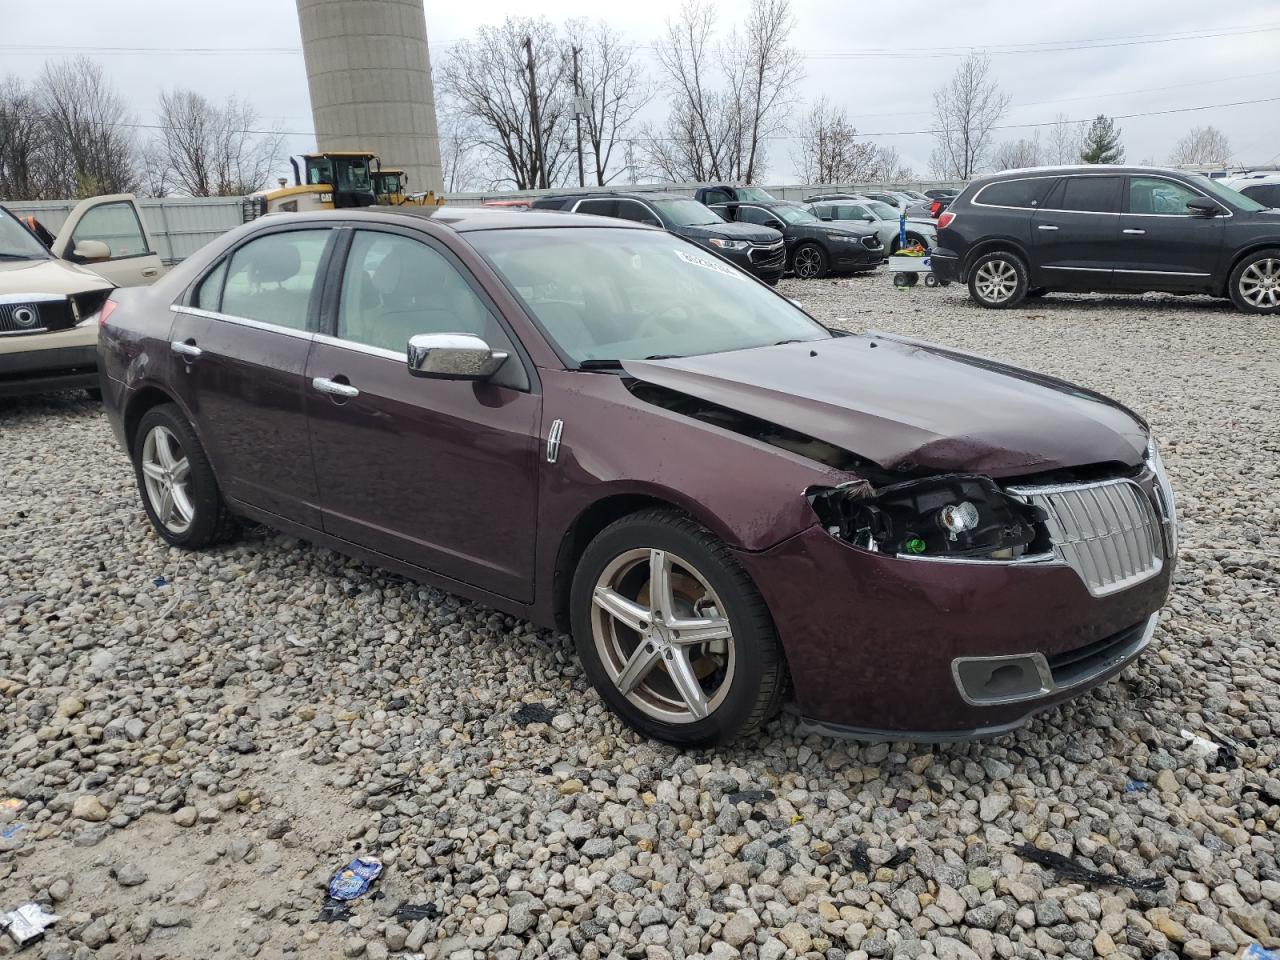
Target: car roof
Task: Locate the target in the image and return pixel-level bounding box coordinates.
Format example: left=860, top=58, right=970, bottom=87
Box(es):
left=535, top=191, right=690, bottom=203
left=249, top=206, right=654, bottom=234
left=971, top=164, right=1216, bottom=185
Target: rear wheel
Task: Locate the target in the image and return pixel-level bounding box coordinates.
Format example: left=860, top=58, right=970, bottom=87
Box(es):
left=131, top=404, right=235, bottom=549
left=570, top=509, right=786, bottom=747
left=1229, top=249, right=1280, bottom=314
left=792, top=243, right=828, bottom=279
left=968, top=251, right=1029, bottom=309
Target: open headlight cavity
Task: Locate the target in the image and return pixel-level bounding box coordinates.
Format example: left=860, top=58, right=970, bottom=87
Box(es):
left=810, top=474, right=1047, bottom=560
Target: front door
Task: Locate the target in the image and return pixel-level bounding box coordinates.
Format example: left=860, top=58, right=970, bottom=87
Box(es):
left=305, top=227, right=541, bottom=602
left=169, top=226, right=334, bottom=527
left=1032, top=175, right=1124, bottom=289
left=1116, top=175, right=1225, bottom=290
left=51, top=195, right=166, bottom=287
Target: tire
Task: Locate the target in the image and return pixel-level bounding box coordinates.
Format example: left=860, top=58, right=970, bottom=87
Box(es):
left=968, top=251, right=1029, bottom=309
left=791, top=243, right=828, bottom=279
left=570, top=508, right=786, bottom=747
left=924, top=274, right=939, bottom=288
left=131, top=403, right=236, bottom=549
left=1228, top=248, right=1280, bottom=314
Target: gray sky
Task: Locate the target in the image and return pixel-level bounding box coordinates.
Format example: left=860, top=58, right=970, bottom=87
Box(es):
left=4, top=0, right=1279, bottom=184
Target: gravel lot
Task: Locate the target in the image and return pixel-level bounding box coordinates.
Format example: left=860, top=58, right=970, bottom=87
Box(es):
left=2, top=277, right=1278, bottom=960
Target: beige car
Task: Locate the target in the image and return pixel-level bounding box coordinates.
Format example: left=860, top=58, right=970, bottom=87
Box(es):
left=1, top=195, right=165, bottom=398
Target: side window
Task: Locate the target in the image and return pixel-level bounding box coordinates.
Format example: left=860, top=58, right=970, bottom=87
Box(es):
left=615, top=200, right=660, bottom=226
left=575, top=199, right=618, bottom=218
left=220, top=230, right=329, bottom=331
left=337, top=231, right=527, bottom=390
left=703, top=189, right=732, bottom=206
left=194, top=258, right=228, bottom=311
left=1250, top=184, right=1280, bottom=208
left=843, top=205, right=869, bottom=220
left=737, top=206, right=772, bottom=226
left=71, top=201, right=150, bottom=259
left=976, top=178, right=1052, bottom=209
left=811, top=205, right=831, bottom=220
left=1056, top=177, right=1122, bottom=214
left=1128, top=177, right=1201, bottom=215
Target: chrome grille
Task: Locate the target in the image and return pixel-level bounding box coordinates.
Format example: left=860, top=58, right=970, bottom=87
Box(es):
left=1009, top=479, right=1163, bottom=597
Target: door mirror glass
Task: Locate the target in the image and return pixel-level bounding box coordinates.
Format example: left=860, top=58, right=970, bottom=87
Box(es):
left=765, top=219, right=784, bottom=230
left=407, top=333, right=508, bottom=381
left=72, top=239, right=112, bottom=261
left=1186, top=197, right=1220, bottom=216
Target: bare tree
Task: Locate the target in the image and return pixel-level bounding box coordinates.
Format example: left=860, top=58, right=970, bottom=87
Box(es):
left=438, top=17, right=574, bottom=190
left=152, top=90, right=281, bottom=197
left=928, top=54, right=1009, bottom=180
left=873, top=146, right=912, bottom=182
left=1044, top=113, right=1086, bottom=165
left=0, top=76, right=47, bottom=200
left=992, top=133, right=1042, bottom=171
left=791, top=97, right=879, bottom=184
left=1169, top=125, right=1233, bottom=167
left=567, top=21, right=653, bottom=185
left=437, top=110, right=485, bottom=193
left=35, top=57, right=140, bottom=197
left=641, top=0, right=801, bottom=183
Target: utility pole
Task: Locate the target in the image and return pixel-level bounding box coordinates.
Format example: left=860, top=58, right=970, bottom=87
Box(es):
left=524, top=36, right=544, bottom=189
left=572, top=45, right=585, bottom=188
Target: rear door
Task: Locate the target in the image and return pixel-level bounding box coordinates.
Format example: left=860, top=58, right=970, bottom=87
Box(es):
left=305, top=226, right=542, bottom=601
left=1033, top=175, right=1123, bottom=288
left=1117, top=175, right=1224, bottom=289
left=169, top=225, right=335, bottom=527
left=51, top=195, right=166, bottom=287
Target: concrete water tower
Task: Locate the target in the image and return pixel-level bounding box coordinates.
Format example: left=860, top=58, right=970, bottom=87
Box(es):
left=296, top=0, right=444, bottom=195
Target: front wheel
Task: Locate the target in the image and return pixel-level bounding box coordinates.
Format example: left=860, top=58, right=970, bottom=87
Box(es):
left=968, top=251, right=1029, bottom=309
left=792, top=243, right=828, bottom=279
left=1229, top=249, right=1280, bottom=314
left=131, top=404, right=236, bottom=549
left=570, top=509, right=786, bottom=747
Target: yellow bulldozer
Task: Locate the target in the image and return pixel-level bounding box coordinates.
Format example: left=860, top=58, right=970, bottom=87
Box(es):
left=242, top=151, right=443, bottom=222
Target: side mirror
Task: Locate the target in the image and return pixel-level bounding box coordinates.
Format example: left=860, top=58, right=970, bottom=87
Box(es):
left=862, top=215, right=876, bottom=222
left=765, top=219, right=784, bottom=230
left=407, top=333, right=508, bottom=381
left=1186, top=198, right=1221, bottom=217
left=72, top=239, right=111, bottom=261
left=819, top=215, right=833, bottom=222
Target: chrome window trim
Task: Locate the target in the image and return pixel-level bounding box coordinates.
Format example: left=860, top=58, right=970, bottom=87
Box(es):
left=169, top=304, right=314, bottom=341
left=975, top=171, right=1233, bottom=218
left=1042, top=265, right=1110, bottom=272
left=313, top=332, right=405, bottom=361
left=970, top=175, right=1060, bottom=211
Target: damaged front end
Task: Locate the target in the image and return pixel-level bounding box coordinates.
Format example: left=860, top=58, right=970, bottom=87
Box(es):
left=809, top=474, right=1049, bottom=560
left=0, top=289, right=111, bottom=336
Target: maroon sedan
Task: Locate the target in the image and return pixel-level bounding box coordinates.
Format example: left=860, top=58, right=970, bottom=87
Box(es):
left=97, top=207, right=1176, bottom=746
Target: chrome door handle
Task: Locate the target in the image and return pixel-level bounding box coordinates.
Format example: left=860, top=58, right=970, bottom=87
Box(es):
left=142, top=267, right=160, bottom=278
left=1037, top=225, right=1059, bottom=231
left=1123, top=228, right=1146, bottom=235
left=312, top=377, right=359, bottom=398
left=170, top=340, right=202, bottom=358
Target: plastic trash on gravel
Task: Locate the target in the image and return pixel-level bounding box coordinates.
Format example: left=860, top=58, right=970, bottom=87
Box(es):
left=1, top=903, right=60, bottom=947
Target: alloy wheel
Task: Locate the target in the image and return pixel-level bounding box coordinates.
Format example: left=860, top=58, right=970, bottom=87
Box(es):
left=794, top=247, right=823, bottom=279
left=590, top=548, right=735, bottom=724
left=140, top=425, right=195, bottom=534
left=974, top=259, right=1019, bottom=303
left=1239, top=258, right=1280, bottom=309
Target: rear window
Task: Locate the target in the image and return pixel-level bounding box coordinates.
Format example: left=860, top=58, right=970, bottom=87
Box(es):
left=974, top=178, right=1053, bottom=209
left=1054, top=176, right=1123, bottom=214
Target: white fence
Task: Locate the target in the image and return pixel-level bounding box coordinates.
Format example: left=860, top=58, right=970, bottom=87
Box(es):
left=6, top=180, right=965, bottom=262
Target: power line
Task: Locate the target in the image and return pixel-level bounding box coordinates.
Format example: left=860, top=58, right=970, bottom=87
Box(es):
left=14, top=93, right=1280, bottom=142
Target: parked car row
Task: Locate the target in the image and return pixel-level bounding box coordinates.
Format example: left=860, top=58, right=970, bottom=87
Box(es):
left=96, top=203, right=1177, bottom=746
left=933, top=165, right=1280, bottom=313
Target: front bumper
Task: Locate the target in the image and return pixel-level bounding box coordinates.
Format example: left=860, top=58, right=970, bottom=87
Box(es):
left=736, top=517, right=1171, bottom=740
left=0, top=326, right=99, bottom=398
left=720, top=244, right=786, bottom=282
left=831, top=243, right=884, bottom=271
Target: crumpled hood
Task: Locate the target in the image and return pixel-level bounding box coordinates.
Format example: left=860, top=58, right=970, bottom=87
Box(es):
left=0, top=257, right=113, bottom=296
left=622, top=333, right=1149, bottom=477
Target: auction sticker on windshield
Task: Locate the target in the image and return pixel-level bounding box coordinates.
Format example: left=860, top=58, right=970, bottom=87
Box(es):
left=673, top=249, right=748, bottom=281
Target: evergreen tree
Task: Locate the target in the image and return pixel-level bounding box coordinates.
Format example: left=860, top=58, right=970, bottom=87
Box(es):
left=1079, top=115, right=1124, bottom=164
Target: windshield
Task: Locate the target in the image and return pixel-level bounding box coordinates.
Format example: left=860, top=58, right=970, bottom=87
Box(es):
left=735, top=186, right=776, bottom=202
left=470, top=228, right=830, bottom=365
left=0, top=209, right=49, bottom=259
left=774, top=205, right=818, bottom=224
left=901, top=190, right=929, bottom=201
left=1189, top=173, right=1268, bottom=213
left=866, top=200, right=899, bottom=219
left=652, top=198, right=723, bottom=227
left=336, top=160, right=373, bottom=192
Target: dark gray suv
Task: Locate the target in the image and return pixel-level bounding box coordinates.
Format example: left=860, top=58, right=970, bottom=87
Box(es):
left=932, top=166, right=1280, bottom=313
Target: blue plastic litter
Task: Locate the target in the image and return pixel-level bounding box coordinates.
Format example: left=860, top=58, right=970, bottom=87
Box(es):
left=0, top=823, right=25, bottom=839
left=153, top=576, right=168, bottom=588
left=1125, top=779, right=1149, bottom=792
left=326, top=857, right=383, bottom=901
left=1243, top=946, right=1280, bottom=960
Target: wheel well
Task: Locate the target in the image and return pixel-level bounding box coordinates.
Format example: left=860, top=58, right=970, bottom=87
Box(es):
left=961, top=240, right=1029, bottom=280
left=1221, top=243, right=1280, bottom=297
left=123, top=386, right=177, bottom=451
left=551, top=493, right=680, bottom=633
